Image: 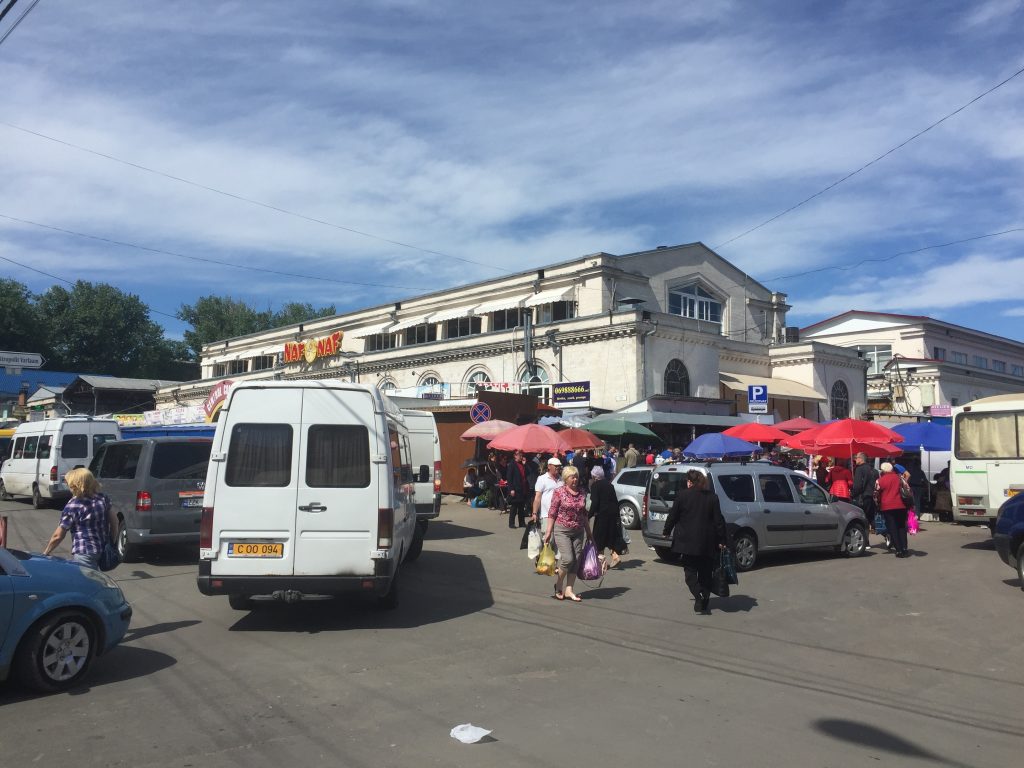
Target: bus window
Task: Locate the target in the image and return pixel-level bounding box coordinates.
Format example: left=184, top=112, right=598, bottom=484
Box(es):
left=955, top=412, right=1021, bottom=459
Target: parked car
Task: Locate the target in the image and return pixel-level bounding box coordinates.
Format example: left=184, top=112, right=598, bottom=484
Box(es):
left=400, top=409, right=442, bottom=562
left=611, top=467, right=652, bottom=529
left=641, top=461, right=868, bottom=571
left=994, top=492, right=1024, bottom=590
left=0, top=546, right=132, bottom=692
left=89, top=437, right=213, bottom=562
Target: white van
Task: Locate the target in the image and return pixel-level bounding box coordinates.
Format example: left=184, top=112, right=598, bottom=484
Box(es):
left=196, top=380, right=417, bottom=610
left=401, top=409, right=442, bottom=561
left=0, top=417, right=121, bottom=508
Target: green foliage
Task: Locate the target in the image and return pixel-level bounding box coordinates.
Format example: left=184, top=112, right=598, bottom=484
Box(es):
left=0, top=278, right=47, bottom=355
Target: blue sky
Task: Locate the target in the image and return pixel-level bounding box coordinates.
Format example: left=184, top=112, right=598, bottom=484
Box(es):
left=1, top=0, right=1023, bottom=343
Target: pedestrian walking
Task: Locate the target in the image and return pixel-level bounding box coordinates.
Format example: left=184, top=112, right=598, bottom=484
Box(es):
left=588, top=465, right=625, bottom=569
left=624, top=443, right=639, bottom=468
left=662, top=469, right=727, bottom=614
left=41, top=468, right=117, bottom=570
left=543, top=466, right=593, bottom=602
left=851, top=451, right=879, bottom=549
left=506, top=450, right=532, bottom=529
left=531, top=457, right=564, bottom=555
left=876, top=462, right=910, bottom=557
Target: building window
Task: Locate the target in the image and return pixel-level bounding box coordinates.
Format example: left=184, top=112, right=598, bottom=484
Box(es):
left=519, top=366, right=551, bottom=402
left=830, top=380, right=850, bottom=420
left=420, top=375, right=440, bottom=387
left=933, top=346, right=946, bottom=361
left=855, top=345, right=892, bottom=376
left=663, top=359, right=690, bottom=396
left=536, top=301, right=576, bottom=325
left=992, top=360, right=1006, bottom=373
left=668, top=284, right=723, bottom=323
left=1013, top=365, right=1024, bottom=377
left=950, top=351, right=968, bottom=365
left=212, top=363, right=226, bottom=377
left=404, top=324, right=437, bottom=346
left=951, top=397, right=960, bottom=406
left=490, top=308, right=525, bottom=331
left=466, top=370, right=492, bottom=393
left=972, top=355, right=988, bottom=369
left=364, top=333, right=395, bottom=352
left=226, top=359, right=248, bottom=375
left=251, top=355, right=276, bottom=371
left=378, top=379, right=396, bottom=391
left=445, top=316, right=482, bottom=339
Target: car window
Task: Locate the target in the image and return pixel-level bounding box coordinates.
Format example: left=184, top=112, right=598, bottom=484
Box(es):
left=619, top=471, right=648, bottom=487
left=306, top=425, right=370, bottom=488
left=791, top=475, right=829, bottom=504
left=37, top=435, right=52, bottom=459
left=151, top=442, right=212, bottom=480
left=62, top=433, right=88, bottom=459
left=0, top=437, right=10, bottom=459
left=96, top=443, right=143, bottom=480
left=717, top=473, right=756, bottom=502
left=226, top=424, right=293, bottom=487
left=759, top=474, right=795, bottom=503
left=94, top=433, right=118, bottom=451
left=12, top=437, right=24, bottom=459
left=650, top=471, right=687, bottom=503
left=23, top=436, right=38, bottom=459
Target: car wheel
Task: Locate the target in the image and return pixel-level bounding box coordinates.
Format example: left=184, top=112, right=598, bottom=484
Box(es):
left=653, top=546, right=676, bottom=561
left=619, top=501, right=640, bottom=529
left=228, top=594, right=253, bottom=611
left=31, top=484, right=45, bottom=509
left=733, top=531, right=758, bottom=572
left=404, top=521, right=426, bottom=563
left=0, top=479, right=11, bottom=501
left=14, top=610, right=96, bottom=692
left=1017, top=541, right=1024, bottom=592
left=378, top=568, right=400, bottom=610
left=840, top=523, right=867, bottom=557
left=117, top=521, right=143, bottom=563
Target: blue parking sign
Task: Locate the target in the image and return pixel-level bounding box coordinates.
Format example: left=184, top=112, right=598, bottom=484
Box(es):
left=747, top=384, right=768, bottom=414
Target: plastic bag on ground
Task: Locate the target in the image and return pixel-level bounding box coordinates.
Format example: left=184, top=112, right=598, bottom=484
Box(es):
left=450, top=723, right=492, bottom=744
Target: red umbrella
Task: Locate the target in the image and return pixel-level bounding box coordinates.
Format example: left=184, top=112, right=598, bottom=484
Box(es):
left=808, top=441, right=903, bottom=459
left=488, top=424, right=572, bottom=453
left=558, top=427, right=604, bottom=450
left=460, top=419, right=516, bottom=441
left=806, top=418, right=904, bottom=446
left=773, top=416, right=819, bottom=433
left=722, top=423, right=791, bottom=443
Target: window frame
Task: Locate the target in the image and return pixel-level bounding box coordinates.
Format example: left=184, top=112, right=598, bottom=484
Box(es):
left=667, top=283, right=724, bottom=324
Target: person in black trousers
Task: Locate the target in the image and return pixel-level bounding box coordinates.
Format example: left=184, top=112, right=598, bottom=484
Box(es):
left=588, top=465, right=626, bottom=569
left=505, top=450, right=532, bottom=529
left=851, top=451, right=879, bottom=547
left=662, top=469, right=727, bottom=614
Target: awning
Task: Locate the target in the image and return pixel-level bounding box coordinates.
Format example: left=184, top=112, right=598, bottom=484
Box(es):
left=624, top=411, right=745, bottom=427
left=389, top=317, right=428, bottom=332
left=719, top=372, right=826, bottom=402
left=474, top=296, right=525, bottom=314
left=428, top=306, right=477, bottom=323
left=524, top=286, right=575, bottom=307
left=347, top=322, right=393, bottom=339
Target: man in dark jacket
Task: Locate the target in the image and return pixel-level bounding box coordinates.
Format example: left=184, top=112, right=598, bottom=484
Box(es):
left=851, top=452, right=878, bottom=547
left=662, top=469, right=727, bottom=614
left=505, top=451, right=533, bottom=529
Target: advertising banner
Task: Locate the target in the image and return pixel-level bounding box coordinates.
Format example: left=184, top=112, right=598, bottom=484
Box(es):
left=552, top=381, right=591, bottom=407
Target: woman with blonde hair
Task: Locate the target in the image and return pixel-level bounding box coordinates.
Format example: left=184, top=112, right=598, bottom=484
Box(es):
left=42, top=468, right=117, bottom=569
left=543, top=465, right=593, bottom=602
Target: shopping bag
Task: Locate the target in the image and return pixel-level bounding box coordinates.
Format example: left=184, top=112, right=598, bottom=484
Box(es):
left=710, top=560, right=730, bottom=597
left=527, top=526, right=542, bottom=559
left=873, top=512, right=887, bottom=534
left=520, top=523, right=533, bottom=550
left=535, top=543, right=556, bottom=576
left=577, top=541, right=602, bottom=581
left=907, top=508, right=919, bottom=535
left=720, top=549, right=738, bottom=585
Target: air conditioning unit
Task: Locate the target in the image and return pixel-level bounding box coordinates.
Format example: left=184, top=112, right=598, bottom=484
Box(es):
left=784, top=326, right=800, bottom=343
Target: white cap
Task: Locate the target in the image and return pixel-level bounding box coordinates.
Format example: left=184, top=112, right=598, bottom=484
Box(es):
left=547, top=457, right=562, bottom=466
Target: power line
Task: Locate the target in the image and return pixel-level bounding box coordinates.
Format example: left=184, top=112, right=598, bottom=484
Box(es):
left=0, top=0, right=41, bottom=48
left=0, top=211, right=436, bottom=290
left=0, top=121, right=514, bottom=274
left=714, top=63, right=1024, bottom=251
left=0, top=1, right=22, bottom=26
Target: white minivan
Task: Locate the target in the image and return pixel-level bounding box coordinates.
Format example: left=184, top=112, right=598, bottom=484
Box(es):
left=196, top=380, right=417, bottom=610
left=401, top=409, right=442, bottom=562
left=0, top=417, right=121, bottom=507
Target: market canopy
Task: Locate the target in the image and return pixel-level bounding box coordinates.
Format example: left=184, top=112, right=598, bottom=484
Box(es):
left=722, top=422, right=791, bottom=443
left=773, top=416, right=820, bottom=432
left=683, top=433, right=763, bottom=459
left=891, top=422, right=952, bottom=452
left=584, top=417, right=660, bottom=444
left=488, top=424, right=572, bottom=453
left=460, top=420, right=516, bottom=441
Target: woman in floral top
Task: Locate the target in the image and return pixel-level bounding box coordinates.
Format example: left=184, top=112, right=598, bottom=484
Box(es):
left=42, top=468, right=116, bottom=570
left=543, top=466, right=593, bottom=602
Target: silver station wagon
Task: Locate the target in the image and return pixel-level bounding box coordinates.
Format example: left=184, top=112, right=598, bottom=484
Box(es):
left=641, top=461, right=868, bottom=571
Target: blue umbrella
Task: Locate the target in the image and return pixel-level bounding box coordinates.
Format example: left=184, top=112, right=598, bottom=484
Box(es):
left=683, top=433, right=763, bottom=459
left=892, top=422, right=952, bottom=452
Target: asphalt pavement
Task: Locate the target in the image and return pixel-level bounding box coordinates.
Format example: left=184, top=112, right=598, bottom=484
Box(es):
left=1, top=496, right=1021, bottom=768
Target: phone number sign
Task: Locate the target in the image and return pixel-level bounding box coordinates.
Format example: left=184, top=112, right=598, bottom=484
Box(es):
left=552, top=381, right=591, bottom=407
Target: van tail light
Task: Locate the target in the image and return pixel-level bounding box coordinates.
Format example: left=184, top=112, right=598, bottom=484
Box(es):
left=433, top=461, right=442, bottom=493
left=377, top=508, right=394, bottom=548
left=50, top=466, right=58, bottom=482
left=136, top=491, right=152, bottom=512
left=642, top=493, right=648, bottom=520
left=200, top=507, right=214, bottom=549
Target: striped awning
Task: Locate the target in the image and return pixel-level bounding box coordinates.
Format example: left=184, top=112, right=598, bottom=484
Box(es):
left=389, top=317, right=428, bottom=332
left=474, top=296, right=526, bottom=314
left=524, top=286, right=574, bottom=307
left=428, top=306, right=477, bottom=323
left=347, top=322, right=393, bottom=339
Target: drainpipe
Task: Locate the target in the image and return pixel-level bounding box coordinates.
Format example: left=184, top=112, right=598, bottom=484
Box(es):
left=639, top=316, right=658, bottom=400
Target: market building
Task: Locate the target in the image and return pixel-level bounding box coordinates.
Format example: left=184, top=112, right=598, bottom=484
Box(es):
left=156, top=243, right=867, bottom=440
left=801, top=311, right=1024, bottom=421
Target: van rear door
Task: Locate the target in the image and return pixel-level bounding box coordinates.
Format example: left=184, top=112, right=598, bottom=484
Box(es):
left=293, top=387, right=379, bottom=577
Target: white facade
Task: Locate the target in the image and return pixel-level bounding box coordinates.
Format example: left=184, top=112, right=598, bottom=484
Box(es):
left=802, top=311, right=1024, bottom=418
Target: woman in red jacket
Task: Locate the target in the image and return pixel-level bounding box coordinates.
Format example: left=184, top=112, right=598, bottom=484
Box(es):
left=876, top=462, right=909, bottom=558
left=826, top=459, right=853, bottom=501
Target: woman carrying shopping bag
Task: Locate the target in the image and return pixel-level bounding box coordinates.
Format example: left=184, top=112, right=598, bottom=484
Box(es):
left=662, top=469, right=727, bottom=614
left=543, top=465, right=593, bottom=602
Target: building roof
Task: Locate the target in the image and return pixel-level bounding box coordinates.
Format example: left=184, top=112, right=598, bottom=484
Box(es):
left=26, top=385, right=65, bottom=404
left=0, top=370, right=95, bottom=398
left=801, top=310, right=1024, bottom=350
left=72, top=375, right=181, bottom=391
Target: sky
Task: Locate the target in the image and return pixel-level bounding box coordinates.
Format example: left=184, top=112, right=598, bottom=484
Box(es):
left=1, top=0, right=1023, bottom=344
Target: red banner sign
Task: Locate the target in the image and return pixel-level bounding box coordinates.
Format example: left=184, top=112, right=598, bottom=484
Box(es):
left=283, top=331, right=343, bottom=365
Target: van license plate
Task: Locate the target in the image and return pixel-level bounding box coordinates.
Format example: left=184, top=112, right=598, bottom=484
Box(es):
left=228, top=543, right=284, bottom=558
left=649, top=512, right=667, bottom=521
left=181, top=497, right=204, bottom=508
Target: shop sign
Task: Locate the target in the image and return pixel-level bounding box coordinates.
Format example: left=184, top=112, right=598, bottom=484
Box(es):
left=144, top=406, right=207, bottom=425
left=204, top=380, right=234, bottom=423
left=929, top=404, right=952, bottom=417
left=114, top=413, right=146, bottom=426
left=283, top=331, right=343, bottom=365
left=553, top=380, right=591, bottom=407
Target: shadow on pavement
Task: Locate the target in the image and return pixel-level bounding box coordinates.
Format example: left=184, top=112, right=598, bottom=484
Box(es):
left=711, top=595, right=758, bottom=613
left=612, top=558, right=645, bottom=570
left=122, top=619, right=201, bottom=643
left=227, top=551, right=493, bottom=633
left=813, top=719, right=964, bottom=767
left=424, top=519, right=492, bottom=540
left=0, top=646, right=178, bottom=705
left=961, top=539, right=995, bottom=551
left=577, top=585, right=629, bottom=600
left=1002, top=578, right=1022, bottom=589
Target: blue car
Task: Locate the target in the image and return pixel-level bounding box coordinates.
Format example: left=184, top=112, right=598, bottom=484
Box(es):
left=994, top=493, right=1024, bottom=591
left=0, top=548, right=132, bottom=692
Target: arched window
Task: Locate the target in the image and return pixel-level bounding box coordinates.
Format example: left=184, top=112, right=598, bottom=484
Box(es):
left=519, top=365, right=550, bottom=403
left=664, top=359, right=690, bottom=396
left=420, top=375, right=440, bottom=387
left=466, top=369, right=492, bottom=392
left=378, top=378, right=396, bottom=391
left=830, top=380, right=850, bottom=420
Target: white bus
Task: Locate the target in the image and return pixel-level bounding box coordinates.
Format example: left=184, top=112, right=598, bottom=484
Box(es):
left=950, top=393, right=1024, bottom=529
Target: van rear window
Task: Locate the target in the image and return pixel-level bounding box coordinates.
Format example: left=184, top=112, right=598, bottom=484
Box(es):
left=718, top=474, right=756, bottom=502
left=96, top=443, right=143, bottom=480
left=226, top=424, right=293, bottom=487
left=306, top=425, right=370, bottom=488
left=151, top=442, right=212, bottom=480
left=62, top=434, right=88, bottom=459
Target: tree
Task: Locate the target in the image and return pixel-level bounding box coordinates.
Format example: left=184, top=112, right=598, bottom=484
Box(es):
left=272, top=302, right=337, bottom=328
left=0, top=278, right=47, bottom=356
left=36, top=281, right=173, bottom=378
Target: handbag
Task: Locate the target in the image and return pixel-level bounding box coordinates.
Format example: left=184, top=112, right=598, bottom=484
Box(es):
left=711, top=553, right=730, bottom=598
left=527, top=526, right=542, bottom=559
left=520, top=522, right=532, bottom=550
left=98, top=542, right=121, bottom=572
left=577, top=540, right=602, bottom=581
left=907, top=508, right=919, bottom=535
left=535, top=543, right=556, bottom=576
left=899, top=480, right=914, bottom=506
left=720, top=548, right=738, bottom=585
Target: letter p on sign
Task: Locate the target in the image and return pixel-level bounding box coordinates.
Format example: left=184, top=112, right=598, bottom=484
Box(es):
left=748, top=384, right=768, bottom=414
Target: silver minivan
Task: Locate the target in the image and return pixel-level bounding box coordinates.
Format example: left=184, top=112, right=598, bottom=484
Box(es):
left=611, top=467, right=652, bottom=529
left=641, top=461, right=868, bottom=570
left=90, top=437, right=212, bottom=561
